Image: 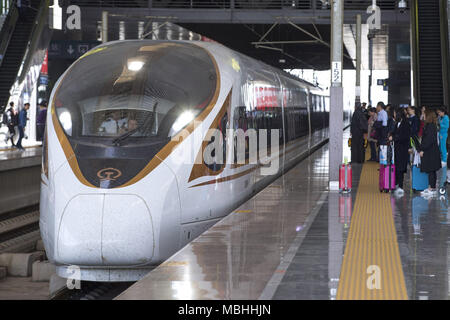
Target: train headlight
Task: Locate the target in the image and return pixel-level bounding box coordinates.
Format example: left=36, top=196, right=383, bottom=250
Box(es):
left=127, top=60, right=145, bottom=72
left=170, top=111, right=195, bottom=136
left=59, top=111, right=72, bottom=135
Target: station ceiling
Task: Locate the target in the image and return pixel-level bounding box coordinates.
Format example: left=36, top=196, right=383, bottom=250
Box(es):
left=179, top=23, right=355, bottom=70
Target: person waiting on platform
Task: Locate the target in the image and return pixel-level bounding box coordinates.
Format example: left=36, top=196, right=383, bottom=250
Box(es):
left=16, top=103, right=29, bottom=151
left=419, top=106, right=427, bottom=137
left=387, top=107, right=396, bottom=137
left=4, top=102, right=17, bottom=147
left=390, top=109, right=411, bottom=197
left=367, top=107, right=378, bottom=162
left=350, top=103, right=368, bottom=164
left=36, top=101, right=47, bottom=142
left=407, top=106, right=420, bottom=148
left=436, top=106, right=449, bottom=164
left=418, top=110, right=442, bottom=197
left=374, top=102, right=388, bottom=147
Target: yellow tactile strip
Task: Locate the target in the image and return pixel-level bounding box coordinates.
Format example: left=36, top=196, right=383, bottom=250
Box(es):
left=336, top=161, right=408, bottom=300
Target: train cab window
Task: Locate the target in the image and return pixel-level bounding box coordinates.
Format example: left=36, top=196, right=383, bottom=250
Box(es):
left=53, top=41, right=218, bottom=145
left=49, top=41, right=218, bottom=189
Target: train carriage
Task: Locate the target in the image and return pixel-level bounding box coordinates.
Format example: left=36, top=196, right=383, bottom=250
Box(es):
left=40, top=40, right=336, bottom=281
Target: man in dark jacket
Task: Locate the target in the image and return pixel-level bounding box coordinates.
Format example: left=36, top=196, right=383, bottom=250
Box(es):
left=36, top=101, right=47, bottom=142
left=392, top=110, right=411, bottom=196
left=5, top=102, right=17, bottom=147
left=350, top=104, right=368, bottom=163
left=16, top=103, right=29, bottom=151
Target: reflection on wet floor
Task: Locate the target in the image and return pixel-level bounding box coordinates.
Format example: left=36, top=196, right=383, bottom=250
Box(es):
left=118, top=127, right=450, bottom=300
left=393, top=191, right=450, bottom=300
left=274, top=156, right=450, bottom=299
left=117, top=128, right=344, bottom=300
left=271, top=162, right=362, bottom=300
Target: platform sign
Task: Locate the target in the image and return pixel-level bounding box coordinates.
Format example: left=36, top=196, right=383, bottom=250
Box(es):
left=39, top=75, right=48, bottom=85
left=48, top=40, right=101, bottom=59
left=332, top=61, right=342, bottom=85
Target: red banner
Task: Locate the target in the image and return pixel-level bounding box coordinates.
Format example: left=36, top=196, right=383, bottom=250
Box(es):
left=41, top=50, right=48, bottom=75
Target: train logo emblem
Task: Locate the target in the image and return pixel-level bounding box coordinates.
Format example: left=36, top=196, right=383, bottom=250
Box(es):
left=97, top=168, right=122, bottom=181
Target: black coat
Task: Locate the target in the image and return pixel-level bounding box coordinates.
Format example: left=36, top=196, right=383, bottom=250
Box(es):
left=350, top=108, right=368, bottom=163
left=418, top=123, right=441, bottom=173
left=408, top=115, right=420, bottom=137
left=350, top=108, right=368, bottom=137
left=393, top=120, right=411, bottom=173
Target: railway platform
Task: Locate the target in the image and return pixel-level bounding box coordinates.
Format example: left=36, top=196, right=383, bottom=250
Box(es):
left=0, top=146, right=41, bottom=214
left=117, top=130, right=450, bottom=300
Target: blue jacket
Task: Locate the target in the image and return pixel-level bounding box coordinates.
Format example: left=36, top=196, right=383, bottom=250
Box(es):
left=18, top=109, right=27, bottom=128
left=439, top=115, right=449, bottom=137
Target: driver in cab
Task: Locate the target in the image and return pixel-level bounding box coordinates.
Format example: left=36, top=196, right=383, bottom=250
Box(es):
left=98, top=110, right=128, bottom=135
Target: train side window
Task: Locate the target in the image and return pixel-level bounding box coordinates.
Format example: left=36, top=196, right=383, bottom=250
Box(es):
left=232, top=107, right=250, bottom=164
left=206, top=112, right=228, bottom=172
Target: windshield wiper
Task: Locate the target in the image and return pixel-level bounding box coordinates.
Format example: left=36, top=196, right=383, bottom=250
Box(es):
left=112, top=102, right=158, bottom=146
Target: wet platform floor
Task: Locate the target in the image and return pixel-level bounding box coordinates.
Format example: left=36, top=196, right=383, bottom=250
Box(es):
left=117, top=131, right=450, bottom=300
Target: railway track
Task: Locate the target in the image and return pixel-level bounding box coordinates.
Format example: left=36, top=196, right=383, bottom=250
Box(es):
left=0, top=206, right=133, bottom=300
left=0, top=207, right=41, bottom=254
left=52, top=281, right=135, bottom=300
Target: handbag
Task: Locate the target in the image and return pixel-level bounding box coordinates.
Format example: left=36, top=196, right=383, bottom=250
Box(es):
left=370, top=130, right=377, bottom=139
left=413, top=150, right=421, bottom=167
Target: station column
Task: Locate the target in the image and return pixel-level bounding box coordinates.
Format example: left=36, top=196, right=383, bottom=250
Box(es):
left=329, top=0, right=344, bottom=189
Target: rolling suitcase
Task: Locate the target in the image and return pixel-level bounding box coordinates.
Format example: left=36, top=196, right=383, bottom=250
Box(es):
left=339, top=163, right=352, bottom=192
left=379, top=164, right=396, bottom=193
left=411, top=166, right=428, bottom=192
left=379, top=142, right=395, bottom=193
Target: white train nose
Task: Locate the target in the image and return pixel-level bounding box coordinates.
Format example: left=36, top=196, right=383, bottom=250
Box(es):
left=57, top=194, right=154, bottom=266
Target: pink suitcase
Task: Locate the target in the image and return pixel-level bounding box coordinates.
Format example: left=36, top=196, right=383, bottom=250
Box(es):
left=339, top=164, right=352, bottom=192
left=379, top=164, right=396, bottom=193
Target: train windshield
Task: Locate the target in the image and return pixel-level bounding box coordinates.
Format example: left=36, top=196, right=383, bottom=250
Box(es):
left=53, top=41, right=218, bottom=145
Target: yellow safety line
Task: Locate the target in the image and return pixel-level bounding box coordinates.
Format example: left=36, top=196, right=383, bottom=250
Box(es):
left=0, top=145, right=41, bottom=152
left=336, top=158, right=408, bottom=300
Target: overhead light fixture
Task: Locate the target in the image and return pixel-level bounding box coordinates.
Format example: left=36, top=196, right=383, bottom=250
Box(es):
left=398, top=0, right=407, bottom=13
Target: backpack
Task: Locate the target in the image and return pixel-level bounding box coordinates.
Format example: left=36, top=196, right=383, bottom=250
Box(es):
left=2, top=112, right=7, bottom=125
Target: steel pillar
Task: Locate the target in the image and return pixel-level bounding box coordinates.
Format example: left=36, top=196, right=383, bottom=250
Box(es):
left=329, top=0, right=344, bottom=189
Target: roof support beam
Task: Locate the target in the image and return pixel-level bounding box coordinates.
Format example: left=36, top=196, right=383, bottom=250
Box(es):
left=258, top=22, right=278, bottom=42
left=287, top=18, right=352, bottom=60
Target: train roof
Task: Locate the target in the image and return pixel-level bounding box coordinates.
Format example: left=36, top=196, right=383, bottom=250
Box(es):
left=91, top=39, right=326, bottom=94
left=197, top=41, right=326, bottom=93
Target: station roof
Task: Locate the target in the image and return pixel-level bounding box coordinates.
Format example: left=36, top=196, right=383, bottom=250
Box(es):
left=179, top=23, right=355, bottom=70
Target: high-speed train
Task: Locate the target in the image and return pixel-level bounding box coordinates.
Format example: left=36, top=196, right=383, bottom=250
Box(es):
left=40, top=39, right=347, bottom=281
